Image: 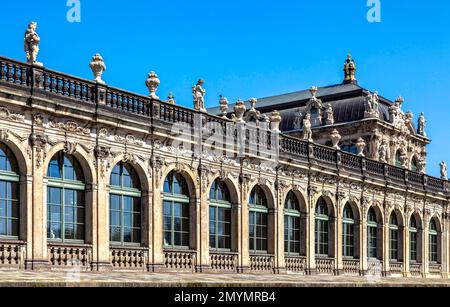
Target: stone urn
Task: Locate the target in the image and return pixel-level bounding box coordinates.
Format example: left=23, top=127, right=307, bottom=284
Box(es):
left=330, top=129, right=341, bottom=150
left=356, top=137, right=366, bottom=157
left=249, top=98, right=257, bottom=110
left=89, top=53, right=106, bottom=84
left=233, top=100, right=246, bottom=123
left=219, top=95, right=229, bottom=118
left=270, top=110, right=282, bottom=133
left=309, top=86, right=318, bottom=98
left=146, top=71, right=160, bottom=99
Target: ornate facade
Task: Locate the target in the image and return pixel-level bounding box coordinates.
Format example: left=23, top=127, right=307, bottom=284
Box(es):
left=0, top=27, right=448, bottom=279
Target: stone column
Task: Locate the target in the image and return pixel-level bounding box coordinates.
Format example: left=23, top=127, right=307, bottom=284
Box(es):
left=360, top=218, right=368, bottom=275
left=238, top=180, right=250, bottom=273
left=274, top=201, right=286, bottom=273
left=336, top=201, right=343, bottom=275
left=25, top=138, right=49, bottom=270
left=306, top=191, right=316, bottom=274
left=423, top=215, right=429, bottom=277
left=197, top=186, right=211, bottom=272
left=443, top=214, right=449, bottom=278
left=382, top=222, right=390, bottom=276
left=142, top=190, right=152, bottom=271
left=404, top=224, right=410, bottom=277
left=149, top=156, right=164, bottom=272
left=23, top=174, right=33, bottom=269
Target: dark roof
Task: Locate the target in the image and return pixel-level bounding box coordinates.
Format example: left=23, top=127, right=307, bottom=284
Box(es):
left=207, top=83, right=394, bottom=131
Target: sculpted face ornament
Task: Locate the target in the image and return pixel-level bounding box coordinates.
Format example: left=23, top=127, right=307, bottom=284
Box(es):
left=89, top=53, right=106, bottom=84
left=24, top=21, right=42, bottom=66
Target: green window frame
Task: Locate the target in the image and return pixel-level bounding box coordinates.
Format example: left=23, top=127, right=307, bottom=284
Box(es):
left=163, top=172, right=190, bottom=249
left=410, top=217, right=418, bottom=262
left=249, top=186, right=268, bottom=253
left=429, top=219, right=439, bottom=263
left=315, top=198, right=329, bottom=257
left=47, top=152, right=85, bottom=243
left=389, top=214, right=399, bottom=261
left=367, top=208, right=378, bottom=259
left=284, top=191, right=301, bottom=255
left=109, top=162, right=142, bottom=245
left=209, top=179, right=232, bottom=251
left=342, top=204, right=355, bottom=258
left=0, top=143, right=19, bottom=238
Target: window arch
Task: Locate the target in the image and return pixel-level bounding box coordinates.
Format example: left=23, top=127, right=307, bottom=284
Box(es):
left=429, top=218, right=440, bottom=263
left=284, top=191, right=301, bottom=255
left=47, top=152, right=85, bottom=242
left=410, top=216, right=419, bottom=262
left=0, top=143, right=19, bottom=238
left=389, top=213, right=400, bottom=261
left=249, top=186, right=268, bottom=253
left=209, top=179, right=232, bottom=250
left=315, top=197, right=330, bottom=257
left=109, top=162, right=141, bottom=245
left=342, top=203, right=356, bottom=258
left=367, top=207, right=379, bottom=259
left=163, top=171, right=190, bottom=249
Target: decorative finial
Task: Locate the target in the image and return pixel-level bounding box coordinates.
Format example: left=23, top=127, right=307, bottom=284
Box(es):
left=167, top=92, right=176, bottom=104
left=89, top=53, right=106, bottom=84
left=270, top=110, right=282, bottom=133
left=330, top=129, right=341, bottom=150
left=145, top=71, right=160, bottom=99
left=24, top=21, right=43, bottom=66
left=356, top=137, right=366, bottom=157
left=343, top=53, right=357, bottom=84
left=249, top=98, right=257, bottom=110
left=309, top=86, right=318, bottom=98
left=395, top=96, right=404, bottom=104
left=233, top=99, right=246, bottom=123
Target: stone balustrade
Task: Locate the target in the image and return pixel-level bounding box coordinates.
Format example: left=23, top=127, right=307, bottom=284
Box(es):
left=0, top=241, right=25, bottom=268
left=410, top=263, right=422, bottom=277
left=164, top=250, right=197, bottom=272
left=367, top=260, right=383, bottom=276
left=110, top=247, right=148, bottom=271
left=285, top=256, right=307, bottom=274
left=429, top=263, right=442, bottom=276
left=250, top=254, right=275, bottom=272
left=210, top=252, right=238, bottom=272
left=342, top=259, right=360, bottom=276
left=389, top=261, right=404, bottom=275
left=315, top=257, right=336, bottom=275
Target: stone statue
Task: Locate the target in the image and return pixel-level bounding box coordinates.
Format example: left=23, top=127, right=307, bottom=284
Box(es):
left=343, top=54, right=357, bottom=84
left=378, top=141, right=388, bottom=163
left=193, top=79, right=206, bottom=112
left=167, top=92, right=176, bottom=104
left=441, top=161, right=448, bottom=180
left=24, top=21, right=42, bottom=66
left=365, top=91, right=380, bottom=118
left=390, top=97, right=406, bottom=129
left=325, top=104, right=334, bottom=125
left=293, top=108, right=303, bottom=130
left=418, top=112, right=427, bottom=137
left=302, top=113, right=313, bottom=142
left=89, top=53, right=106, bottom=84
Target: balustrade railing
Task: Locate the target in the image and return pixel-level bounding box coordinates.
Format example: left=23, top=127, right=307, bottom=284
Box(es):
left=429, top=263, right=442, bottom=275
left=210, top=252, right=238, bottom=272
left=367, top=260, right=383, bottom=276
left=164, top=250, right=197, bottom=272
left=48, top=243, right=92, bottom=270
left=0, top=241, right=25, bottom=268
left=0, top=55, right=448, bottom=196
left=389, top=261, right=404, bottom=275
left=315, top=257, right=335, bottom=275
left=410, top=262, right=422, bottom=277
left=110, top=246, right=147, bottom=270
left=250, top=254, right=274, bottom=272
left=285, top=256, right=306, bottom=274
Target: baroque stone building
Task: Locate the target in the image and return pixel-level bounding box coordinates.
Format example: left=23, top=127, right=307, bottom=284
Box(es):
left=0, top=26, right=448, bottom=279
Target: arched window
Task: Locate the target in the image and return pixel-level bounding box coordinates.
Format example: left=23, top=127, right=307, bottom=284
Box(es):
left=284, top=191, right=300, bottom=255
left=367, top=207, right=379, bottom=259
left=411, top=157, right=419, bottom=173
left=395, top=151, right=402, bottom=168
left=109, top=162, right=141, bottom=244
left=429, top=219, right=439, bottom=263
left=47, top=152, right=85, bottom=242
left=249, top=186, right=268, bottom=253
left=0, top=143, right=19, bottom=238
left=389, top=213, right=399, bottom=260
left=410, top=216, right=418, bottom=262
left=342, top=204, right=355, bottom=258
left=209, top=179, right=231, bottom=250
left=163, top=171, right=190, bottom=249
left=315, top=197, right=329, bottom=257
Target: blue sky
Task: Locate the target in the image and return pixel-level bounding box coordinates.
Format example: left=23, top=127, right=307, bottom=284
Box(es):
left=1, top=0, right=449, bottom=176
